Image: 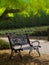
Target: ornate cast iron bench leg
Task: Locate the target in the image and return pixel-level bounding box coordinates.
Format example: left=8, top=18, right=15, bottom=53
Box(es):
left=9, top=50, right=14, bottom=59
left=30, top=41, right=41, bottom=57
left=35, top=47, right=40, bottom=57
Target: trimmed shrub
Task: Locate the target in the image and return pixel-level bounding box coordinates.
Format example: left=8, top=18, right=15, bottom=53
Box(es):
left=0, top=39, right=10, bottom=49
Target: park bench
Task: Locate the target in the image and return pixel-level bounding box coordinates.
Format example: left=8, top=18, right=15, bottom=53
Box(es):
left=7, top=33, right=41, bottom=59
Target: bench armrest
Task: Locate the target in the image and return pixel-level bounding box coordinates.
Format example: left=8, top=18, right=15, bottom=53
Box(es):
left=30, top=41, right=41, bottom=48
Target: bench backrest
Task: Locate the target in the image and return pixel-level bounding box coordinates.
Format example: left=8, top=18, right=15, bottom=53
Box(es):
left=8, top=34, right=30, bottom=47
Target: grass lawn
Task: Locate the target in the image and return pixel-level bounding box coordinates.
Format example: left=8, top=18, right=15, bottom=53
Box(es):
left=0, top=50, right=49, bottom=65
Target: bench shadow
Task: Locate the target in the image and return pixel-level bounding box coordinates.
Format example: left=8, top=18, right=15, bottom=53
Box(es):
left=0, top=52, right=49, bottom=65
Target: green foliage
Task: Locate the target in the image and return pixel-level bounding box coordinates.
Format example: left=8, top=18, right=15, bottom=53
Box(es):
left=0, top=39, right=10, bottom=49
left=0, top=12, right=49, bottom=30
left=0, top=0, right=49, bottom=16
left=0, top=0, right=49, bottom=31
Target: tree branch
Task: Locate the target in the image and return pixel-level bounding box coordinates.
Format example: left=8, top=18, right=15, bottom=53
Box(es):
left=0, top=9, right=20, bottom=21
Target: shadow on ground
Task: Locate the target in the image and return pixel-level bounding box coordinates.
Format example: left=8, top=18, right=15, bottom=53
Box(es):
left=0, top=50, right=49, bottom=65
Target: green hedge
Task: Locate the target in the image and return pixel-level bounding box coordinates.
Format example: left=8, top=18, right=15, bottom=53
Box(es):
left=0, top=39, right=10, bottom=49
left=0, top=14, right=49, bottom=30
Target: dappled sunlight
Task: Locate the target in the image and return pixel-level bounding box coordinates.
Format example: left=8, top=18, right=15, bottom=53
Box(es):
left=7, top=13, right=14, bottom=17
left=0, top=7, right=6, bottom=16
left=46, top=9, right=49, bottom=15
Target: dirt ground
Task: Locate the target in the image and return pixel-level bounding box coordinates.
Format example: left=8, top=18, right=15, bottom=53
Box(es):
left=0, top=50, right=49, bottom=65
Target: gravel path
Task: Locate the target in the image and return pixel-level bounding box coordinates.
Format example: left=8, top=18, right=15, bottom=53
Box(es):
left=0, top=37, right=49, bottom=55
left=30, top=39, right=49, bottom=55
